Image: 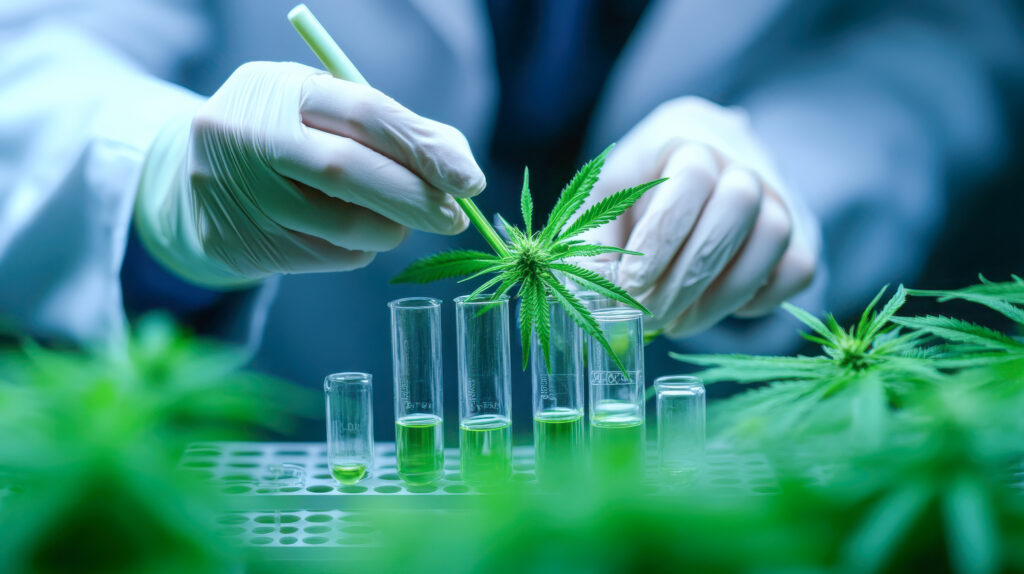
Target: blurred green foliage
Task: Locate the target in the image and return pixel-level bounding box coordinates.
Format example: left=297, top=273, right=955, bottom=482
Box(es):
left=0, top=314, right=309, bottom=574
left=5, top=278, right=1024, bottom=574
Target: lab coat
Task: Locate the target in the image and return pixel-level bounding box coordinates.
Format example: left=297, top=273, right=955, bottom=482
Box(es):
left=1, top=1, right=1021, bottom=422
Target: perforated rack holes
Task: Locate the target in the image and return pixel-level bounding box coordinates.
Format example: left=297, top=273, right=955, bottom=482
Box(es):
left=183, top=442, right=784, bottom=518
left=215, top=510, right=382, bottom=555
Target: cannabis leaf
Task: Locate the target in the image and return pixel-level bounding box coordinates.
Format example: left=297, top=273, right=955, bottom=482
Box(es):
left=393, top=145, right=667, bottom=371
left=892, top=275, right=1024, bottom=369
left=672, top=286, right=939, bottom=442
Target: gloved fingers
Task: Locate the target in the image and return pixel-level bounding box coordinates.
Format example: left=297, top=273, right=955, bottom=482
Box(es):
left=273, top=127, right=469, bottom=235
left=733, top=236, right=818, bottom=318
left=637, top=164, right=763, bottom=330
left=300, top=75, right=485, bottom=198
left=268, top=180, right=409, bottom=252
left=662, top=193, right=792, bottom=337
left=618, top=144, right=720, bottom=293
left=273, top=230, right=378, bottom=275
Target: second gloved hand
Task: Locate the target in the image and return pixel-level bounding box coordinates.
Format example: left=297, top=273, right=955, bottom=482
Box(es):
left=580, top=97, right=820, bottom=336
left=135, top=61, right=485, bottom=287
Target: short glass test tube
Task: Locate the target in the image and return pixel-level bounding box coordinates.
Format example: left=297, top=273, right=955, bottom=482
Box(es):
left=531, top=299, right=585, bottom=487
left=588, top=308, right=646, bottom=479
left=655, top=376, right=706, bottom=481
left=324, top=372, right=374, bottom=485
left=456, top=295, right=512, bottom=486
left=389, top=297, right=445, bottom=485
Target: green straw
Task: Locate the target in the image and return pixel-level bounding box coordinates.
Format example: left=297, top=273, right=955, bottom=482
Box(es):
left=287, top=4, right=508, bottom=257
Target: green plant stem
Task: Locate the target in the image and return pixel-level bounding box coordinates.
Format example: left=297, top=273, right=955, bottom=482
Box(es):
left=456, top=197, right=510, bottom=258
left=290, top=5, right=510, bottom=260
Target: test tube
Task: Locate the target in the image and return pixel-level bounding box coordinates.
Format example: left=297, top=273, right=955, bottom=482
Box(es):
left=588, top=308, right=646, bottom=479
left=531, top=298, right=584, bottom=487
left=324, top=372, right=374, bottom=485
left=455, top=294, right=512, bottom=486
left=389, top=297, right=445, bottom=485
left=655, top=376, right=706, bottom=481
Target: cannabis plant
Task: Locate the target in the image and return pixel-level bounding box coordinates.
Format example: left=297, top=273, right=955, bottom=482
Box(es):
left=672, top=286, right=940, bottom=443
left=0, top=314, right=307, bottom=574
left=893, top=275, right=1024, bottom=371
left=393, top=146, right=666, bottom=370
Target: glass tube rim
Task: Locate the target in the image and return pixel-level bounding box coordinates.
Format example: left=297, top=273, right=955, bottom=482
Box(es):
left=454, top=293, right=510, bottom=305
left=388, top=296, right=442, bottom=309
left=591, top=307, right=642, bottom=321
left=324, top=372, right=373, bottom=389
left=654, top=375, right=704, bottom=391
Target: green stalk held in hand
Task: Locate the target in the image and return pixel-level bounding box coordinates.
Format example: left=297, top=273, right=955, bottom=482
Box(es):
left=289, top=4, right=665, bottom=370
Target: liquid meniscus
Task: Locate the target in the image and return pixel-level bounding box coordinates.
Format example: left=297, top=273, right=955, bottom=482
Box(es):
left=331, top=463, right=367, bottom=485
left=533, top=408, right=584, bottom=486
left=460, top=414, right=511, bottom=486
left=396, top=413, right=445, bottom=485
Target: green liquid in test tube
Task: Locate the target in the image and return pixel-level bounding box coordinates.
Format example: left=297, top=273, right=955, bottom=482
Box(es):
left=455, top=295, right=513, bottom=487
left=324, top=372, right=374, bottom=485
left=531, top=298, right=585, bottom=487
left=588, top=309, right=646, bottom=480
left=389, top=297, right=446, bottom=485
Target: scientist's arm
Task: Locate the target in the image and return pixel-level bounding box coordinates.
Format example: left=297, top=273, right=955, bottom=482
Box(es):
left=0, top=3, right=485, bottom=345
left=0, top=1, right=213, bottom=343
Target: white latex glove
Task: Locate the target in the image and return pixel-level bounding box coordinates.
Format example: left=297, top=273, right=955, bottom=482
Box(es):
left=135, top=61, right=485, bottom=287
left=580, top=97, right=820, bottom=337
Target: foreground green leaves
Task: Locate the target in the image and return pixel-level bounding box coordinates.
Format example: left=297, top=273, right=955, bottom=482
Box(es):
left=393, top=145, right=667, bottom=371
left=672, top=286, right=939, bottom=441
left=0, top=315, right=309, bottom=574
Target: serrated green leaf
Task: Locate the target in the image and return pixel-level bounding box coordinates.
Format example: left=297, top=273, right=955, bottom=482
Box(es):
left=497, top=213, right=527, bottom=245
left=781, top=303, right=833, bottom=341
left=518, top=279, right=536, bottom=371
left=550, top=262, right=648, bottom=314
left=540, top=271, right=628, bottom=374
left=892, top=316, right=1023, bottom=352
left=670, top=352, right=837, bottom=384
left=531, top=282, right=551, bottom=373
left=465, top=274, right=508, bottom=304
left=864, top=285, right=905, bottom=340
left=392, top=250, right=499, bottom=284
left=552, top=244, right=643, bottom=260
left=559, top=178, right=666, bottom=240
left=520, top=167, right=532, bottom=236
left=857, top=285, right=890, bottom=337
left=457, top=262, right=511, bottom=284
left=541, top=144, right=613, bottom=243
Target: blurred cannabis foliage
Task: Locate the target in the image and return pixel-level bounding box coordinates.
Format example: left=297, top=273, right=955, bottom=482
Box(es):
left=0, top=314, right=308, bottom=574
left=6, top=277, right=1024, bottom=574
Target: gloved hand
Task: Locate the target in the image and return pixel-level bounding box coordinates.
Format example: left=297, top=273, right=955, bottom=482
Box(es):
left=580, top=97, right=820, bottom=337
left=134, top=61, right=485, bottom=288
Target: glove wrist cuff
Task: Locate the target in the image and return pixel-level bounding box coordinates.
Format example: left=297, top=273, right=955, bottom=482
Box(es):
left=134, top=114, right=260, bottom=290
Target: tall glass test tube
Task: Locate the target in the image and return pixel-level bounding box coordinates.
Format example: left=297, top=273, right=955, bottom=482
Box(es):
left=588, top=308, right=646, bottom=479
left=389, top=297, right=445, bottom=485
left=531, top=299, right=584, bottom=486
left=456, top=295, right=512, bottom=486
left=655, top=375, right=706, bottom=481
left=324, top=372, right=374, bottom=485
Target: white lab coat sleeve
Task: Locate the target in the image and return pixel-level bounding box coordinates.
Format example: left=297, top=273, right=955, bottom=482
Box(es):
left=0, top=18, right=201, bottom=346
left=0, top=4, right=268, bottom=349
left=689, top=2, right=1023, bottom=355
